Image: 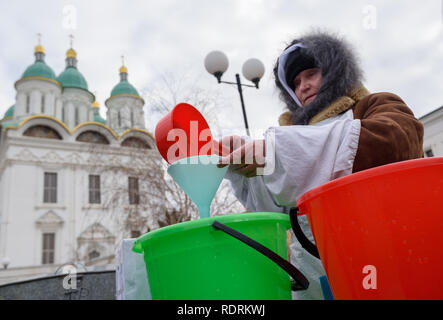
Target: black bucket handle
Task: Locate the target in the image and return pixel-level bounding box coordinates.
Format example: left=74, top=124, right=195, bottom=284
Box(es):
left=212, top=220, right=309, bottom=291
left=289, top=207, right=320, bottom=259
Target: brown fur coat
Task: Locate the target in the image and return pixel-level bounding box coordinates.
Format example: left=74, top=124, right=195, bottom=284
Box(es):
left=278, top=86, right=424, bottom=172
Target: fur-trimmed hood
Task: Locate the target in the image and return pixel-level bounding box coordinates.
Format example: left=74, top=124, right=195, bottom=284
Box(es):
left=273, top=31, right=364, bottom=125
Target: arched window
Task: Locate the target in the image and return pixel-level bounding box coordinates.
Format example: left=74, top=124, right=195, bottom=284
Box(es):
left=121, top=137, right=151, bottom=149
left=26, top=95, right=30, bottom=113
left=130, top=110, right=134, bottom=127
left=62, top=106, right=65, bottom=123
left=76, top=130, right=110, bottom=145
left=23, top=125, right=62, bottom=140
left=88, top=250, right=100, bottom=260
left=41, top=95, right=45, bottom=114
left=118, top=111, right=121, bottom=127
left=75, top=107, right=79, bottom=126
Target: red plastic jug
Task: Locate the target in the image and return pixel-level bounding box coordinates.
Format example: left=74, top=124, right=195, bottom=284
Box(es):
left=155, top=103, right=228, bottom=164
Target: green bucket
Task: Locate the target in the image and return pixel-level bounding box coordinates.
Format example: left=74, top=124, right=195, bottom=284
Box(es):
left=132, top=212, right=309, bottom=300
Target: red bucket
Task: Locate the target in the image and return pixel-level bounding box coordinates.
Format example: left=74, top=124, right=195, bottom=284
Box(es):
left=296, top=157, right=443, bottom=299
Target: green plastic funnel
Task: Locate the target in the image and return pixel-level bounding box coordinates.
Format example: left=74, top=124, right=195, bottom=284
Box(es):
left=167, top=155, right=228, bottom=218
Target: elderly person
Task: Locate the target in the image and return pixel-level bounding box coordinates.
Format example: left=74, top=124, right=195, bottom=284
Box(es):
left=218, top=30, right=424, bottom=299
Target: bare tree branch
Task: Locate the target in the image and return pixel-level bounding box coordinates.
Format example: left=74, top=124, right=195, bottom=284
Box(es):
left=76, top=70, right=244, bottom=265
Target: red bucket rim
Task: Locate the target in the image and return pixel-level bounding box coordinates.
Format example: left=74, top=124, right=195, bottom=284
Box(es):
left=296, top=157, right=443, bottom=209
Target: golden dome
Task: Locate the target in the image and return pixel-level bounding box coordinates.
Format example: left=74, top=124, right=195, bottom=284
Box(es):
left=66, top=48, right=77, bottom=59
left=119, top=65, right=128, bottom=73
left=91, top=100, right=100, bottom=108
left=34, top=44, right=45, bottom=53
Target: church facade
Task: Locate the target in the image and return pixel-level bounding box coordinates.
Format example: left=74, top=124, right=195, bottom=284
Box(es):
left=0, top=40, right=162, bottom=283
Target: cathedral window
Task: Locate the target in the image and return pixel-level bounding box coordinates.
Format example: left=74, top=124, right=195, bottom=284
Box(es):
left=76, top=131, right=109, bottom=145
left=121, top=137, right=151, bottom=149
left=42, top=233, right=55, bottom=264
left=24, top=125, right=62, bottom=140
left=43, top=172, right=57, bottom=203
left=41, top=95, right=45, bottom=114
left=118, top=111, right=122, bottom=127
left=62, top=106, right=65, bottom=123
left=89, top=174, right=101, bottom=204
left=130, top=110, right=134, bottom=127
left=128, top=177, right=140, bottom=205
left=75, top=107, right=79, bottom=126
left=26, top=95, right=30, bottom=113
left=88, top=250, right=100, bottom=261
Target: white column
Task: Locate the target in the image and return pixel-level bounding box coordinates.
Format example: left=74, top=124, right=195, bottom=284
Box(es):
left=109, top=109, right=117, bottom=130
left=0, top=167, right=11, bottom=262
left=137, top=108, right=146, bottom=129
left=79, top=104, right=87, bottom=124
left=15, top=91, right=27, bottom=117
left=133, top=108, right=139, bottom=128
left=105, top=109, right=111, bottom=127
left=30, top=90, right=42, bottom=114
left=67, top=102, right=75, bottom=129
left=55, top=98, right=63, bottom=120
left=122, top=107, right=131, bottom=129
left=46, top=92, right=55, bottom=116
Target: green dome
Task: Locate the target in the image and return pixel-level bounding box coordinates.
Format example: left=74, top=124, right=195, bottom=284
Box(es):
left=22, top=61, right=57, bottom=80
left=110, top=80, right=139, bottom=97
left=94, top=113, right=106, bottom=125
left=57, top=67, right=88, bottom=90
left=4, top=105, right=14, bottom=119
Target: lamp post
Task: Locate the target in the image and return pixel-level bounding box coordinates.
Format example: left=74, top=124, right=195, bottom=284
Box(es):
left=204, top=51, right=265, bottom=137
left=2, top=257, right=10, bottom=270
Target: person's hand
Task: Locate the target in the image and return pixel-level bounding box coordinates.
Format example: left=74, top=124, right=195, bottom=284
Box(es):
left=219, top=135, right=246, bottom=153
left=212, top=135, right=245, bottom=157
left=217, top=139, right=266, bottom=178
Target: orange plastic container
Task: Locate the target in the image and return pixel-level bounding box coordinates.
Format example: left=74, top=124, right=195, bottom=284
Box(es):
left=297, top=157, right=443, bottom=299
left=155, top=103, right=229, bottom=164
left=155, top=103, right=213, bottom=164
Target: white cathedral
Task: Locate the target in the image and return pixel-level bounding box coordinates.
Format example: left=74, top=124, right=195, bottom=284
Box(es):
left=0, top=39, right=161, bottom=284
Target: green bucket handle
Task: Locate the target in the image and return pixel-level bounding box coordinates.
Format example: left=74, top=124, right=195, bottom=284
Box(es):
left=212, top=220, right=309, bottom=291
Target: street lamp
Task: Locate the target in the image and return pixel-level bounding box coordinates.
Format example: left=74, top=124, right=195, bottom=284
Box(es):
left=204, top=51, right=265, bottom=136
left=2, top=257, right=10, bottom=270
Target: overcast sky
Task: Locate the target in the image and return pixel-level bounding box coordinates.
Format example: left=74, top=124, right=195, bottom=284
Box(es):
left=1, top=0, right=443, bottom=137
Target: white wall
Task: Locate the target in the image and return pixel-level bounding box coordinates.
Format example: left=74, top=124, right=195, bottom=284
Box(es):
left=14, top=79, right=62, bottom=119
left=105, top=96, right=145, bottom=133
left=61, top=88, right=94, bottom=129
left=421, top=107, right=443, bottom=157
left=0, top=127, right=157, bottom=269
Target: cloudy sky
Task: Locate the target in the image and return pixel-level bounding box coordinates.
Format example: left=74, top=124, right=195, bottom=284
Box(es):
left=1, top=0, right=442, bottom=137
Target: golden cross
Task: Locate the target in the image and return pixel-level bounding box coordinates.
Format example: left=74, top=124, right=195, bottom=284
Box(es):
left=121, top=55, right=125, bottom=66
left=37, top=33, right=42, bottom=45
left=69, top=34, right=74, bottom=48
